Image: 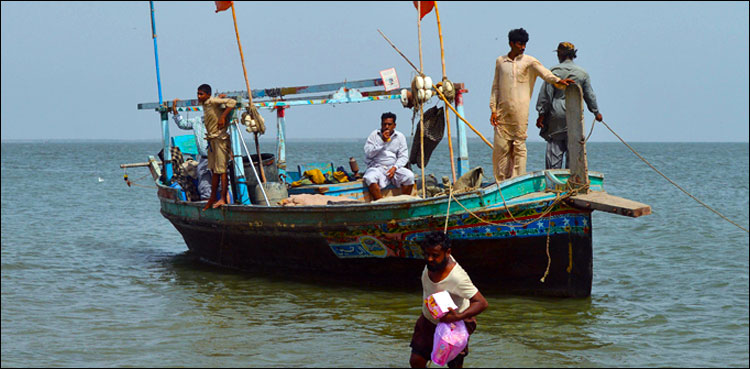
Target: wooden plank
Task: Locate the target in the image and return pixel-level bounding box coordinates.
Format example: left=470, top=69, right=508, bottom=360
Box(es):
left=567, top=191, right=651, bottom=218
left=565, top=84, right=589, bottom=192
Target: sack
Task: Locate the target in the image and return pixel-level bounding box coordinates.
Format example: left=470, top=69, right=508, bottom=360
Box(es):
left=431, top=320, right=469, bottom=366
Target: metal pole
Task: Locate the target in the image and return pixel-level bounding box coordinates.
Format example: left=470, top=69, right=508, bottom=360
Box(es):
left=236, top=119, right=271, bottom=206
left=229, top=109, right=251, bottom=204
left=149, top=1, right=171, bottom=182
left=276, top=107, right=288, bottom=181
left=455, top=90, right=469, bottom=177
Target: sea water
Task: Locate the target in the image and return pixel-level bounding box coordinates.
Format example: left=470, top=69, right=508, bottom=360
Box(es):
left=1, top=140, right=748, bottom=367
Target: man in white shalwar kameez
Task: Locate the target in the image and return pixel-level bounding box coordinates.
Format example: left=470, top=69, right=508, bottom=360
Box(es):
left=363, top=112, right=415, bottom=200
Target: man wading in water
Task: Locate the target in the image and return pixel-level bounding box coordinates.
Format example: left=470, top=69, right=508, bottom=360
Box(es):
left=409, top=232, right=488, bottom=368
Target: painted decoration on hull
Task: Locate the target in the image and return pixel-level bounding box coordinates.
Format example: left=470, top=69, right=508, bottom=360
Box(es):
left=325, top=212, right=591, bottom=259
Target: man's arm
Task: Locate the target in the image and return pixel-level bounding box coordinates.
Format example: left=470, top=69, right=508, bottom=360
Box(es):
left=489, top=59, right=500, bottom=126
left=535, top=81, right=554, bottom=128
left=394, top=133, right=409, bottom=168
left=364, top=131, right=385, bottom=162
left=531, top=60, right=574, bottom=88
left=171, top=98, right=196, bottom=130
left=439, top=291, right=489, bottom=323
left=214, top=97, right=237, bottom=128
left=581, top=73, right=602, bottom=121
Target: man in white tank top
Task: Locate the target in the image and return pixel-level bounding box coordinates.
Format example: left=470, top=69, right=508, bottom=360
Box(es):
left=409, top=232, right=489, bottom=368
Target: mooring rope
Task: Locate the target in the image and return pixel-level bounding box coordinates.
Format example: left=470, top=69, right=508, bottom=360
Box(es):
left=596, top=120, right=749, bottom=234
left=445, top=185, right=571, bottom=230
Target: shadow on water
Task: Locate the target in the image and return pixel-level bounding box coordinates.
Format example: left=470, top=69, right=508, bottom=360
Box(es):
left=161, top=251, right=423, bottom=295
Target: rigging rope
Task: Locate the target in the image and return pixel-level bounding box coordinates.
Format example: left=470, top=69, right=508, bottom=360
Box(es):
left=595, top=120, right=749, bottom=234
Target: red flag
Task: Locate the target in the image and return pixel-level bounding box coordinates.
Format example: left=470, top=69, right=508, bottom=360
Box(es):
left=215, top=1, right=232, bottom=13
left=413, top=1, right=435, bottom=20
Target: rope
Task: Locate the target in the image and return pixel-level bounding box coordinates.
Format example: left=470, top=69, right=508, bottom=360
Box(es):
left=584, top=117, right=596, bottom=143
left=447, top=185, right=571, bottom=229
left=122, top=169, right=158, bottom=190
left=444, top=182, right=453, bottom=234
left=540, top=214, right=552, bottom=283
left=597, top=120, right=749, bottom=234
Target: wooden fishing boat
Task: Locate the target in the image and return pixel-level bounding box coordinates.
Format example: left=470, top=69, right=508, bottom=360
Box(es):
left=127, top=76, right=651, bottom=298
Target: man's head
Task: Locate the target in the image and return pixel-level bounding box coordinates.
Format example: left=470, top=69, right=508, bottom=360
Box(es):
left=381, top=112, right=397, bottom=135
left=556, top=42, right=577, bottom=62
left=197, top=84, right=212, bottom=103
left=419, top=232, right=452, bottom=272
left=507, top=28, right=529, bottom=57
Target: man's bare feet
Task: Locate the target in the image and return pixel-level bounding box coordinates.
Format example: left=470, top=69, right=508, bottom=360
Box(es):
left=212, top=199, right=227, bottom=208
left=202, top=201, right=213, bottom=211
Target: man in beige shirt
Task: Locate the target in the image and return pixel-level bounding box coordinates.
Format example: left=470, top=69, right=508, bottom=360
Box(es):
left=196, top=83, right=237, bottom=210
left=489, top=28, right=574, bottom=182
left=409, top=232, right=488, bottom=368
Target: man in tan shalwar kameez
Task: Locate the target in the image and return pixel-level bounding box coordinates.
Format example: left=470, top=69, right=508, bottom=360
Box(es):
left=196, top=83, right=237, bottom=210
left=489, top=28, right=574, bottom=182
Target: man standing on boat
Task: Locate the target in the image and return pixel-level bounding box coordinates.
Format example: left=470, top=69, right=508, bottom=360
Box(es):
left=363, top=112, right=415, bottom=200
left=409, top=232, right=488, bottom=368
left=196, top=83, right=237, bottom=210
left=536, top=42, right=603, bottom=169
left=489, top=28, right=575, bottom=182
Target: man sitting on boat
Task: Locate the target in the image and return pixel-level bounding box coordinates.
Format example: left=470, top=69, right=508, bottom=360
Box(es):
left=363, top=112, right=415, bottom=200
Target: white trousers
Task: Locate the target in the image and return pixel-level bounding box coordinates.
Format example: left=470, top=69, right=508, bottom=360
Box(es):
left=363, top=166, right=415, bottom=188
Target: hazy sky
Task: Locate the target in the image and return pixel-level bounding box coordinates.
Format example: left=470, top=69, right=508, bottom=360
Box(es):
left=2, top=1, right=748, bottom=142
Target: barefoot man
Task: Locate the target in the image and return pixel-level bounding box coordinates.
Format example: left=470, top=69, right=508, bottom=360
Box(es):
left=196, top=83, right=237, bottom=210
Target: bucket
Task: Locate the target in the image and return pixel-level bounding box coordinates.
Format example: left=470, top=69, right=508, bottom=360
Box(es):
left=242, top=153, right=278, bottom=187
left=251, top=182, right=288, bottom=206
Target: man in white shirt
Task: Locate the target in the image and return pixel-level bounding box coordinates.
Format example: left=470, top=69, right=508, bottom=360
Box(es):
left=363, top=112, right=415, bottom=200
left=409, top=232, right=489, bottom=368
left=171, top=98, right=211, bottom=200
left=489, top=28, right=575, bottom=182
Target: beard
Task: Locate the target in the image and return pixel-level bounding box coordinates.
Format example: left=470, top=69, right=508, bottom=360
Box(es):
left=426, top=256, right=449, bottom=272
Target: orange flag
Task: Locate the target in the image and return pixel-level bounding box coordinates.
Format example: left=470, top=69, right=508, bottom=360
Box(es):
left=215, top=1, right=232, bottom=13
left=413, top=1, right=435, bottom=20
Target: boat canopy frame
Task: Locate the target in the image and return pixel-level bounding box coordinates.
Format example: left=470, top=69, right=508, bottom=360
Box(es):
left=137, top=76, right=471, bottom=205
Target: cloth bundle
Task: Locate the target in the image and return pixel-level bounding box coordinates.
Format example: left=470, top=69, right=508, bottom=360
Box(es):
left=290, top=168, right=352, bottom=187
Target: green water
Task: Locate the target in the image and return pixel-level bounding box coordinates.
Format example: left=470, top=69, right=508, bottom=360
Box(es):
left=1, top=141, right=748, bottom=367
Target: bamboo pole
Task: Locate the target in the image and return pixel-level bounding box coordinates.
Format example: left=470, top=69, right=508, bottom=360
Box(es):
left=376, top=29, right=494, bottom=149
left=417, top=2, right=426, bottom=199
left=230, top=2, right=266, bottom=183
left=434, top=1, right=457, bottom=183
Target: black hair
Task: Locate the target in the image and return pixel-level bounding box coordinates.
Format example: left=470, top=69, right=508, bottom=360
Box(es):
left=508, top=28, right=529, bottom=44
left=198, top=84, right=212, bottom=96
left=419, top=231, right=452, bottom=251
left=560, top=49, right=577, bottom=60
left=381, top=112, right=397, bottom=123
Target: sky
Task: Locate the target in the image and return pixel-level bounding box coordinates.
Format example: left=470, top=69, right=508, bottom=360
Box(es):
left=1, top=1, right=748, bottom=143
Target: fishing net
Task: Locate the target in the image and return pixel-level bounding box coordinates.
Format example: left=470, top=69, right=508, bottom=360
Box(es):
left=409, top=105, right=445, bottom=169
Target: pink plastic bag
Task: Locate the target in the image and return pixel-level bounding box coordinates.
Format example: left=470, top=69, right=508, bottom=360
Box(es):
left=431, top=320, right=469, bottom=366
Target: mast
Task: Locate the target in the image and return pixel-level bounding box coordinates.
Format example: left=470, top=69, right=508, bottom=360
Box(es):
left=149, top=1, right=172, bottom=183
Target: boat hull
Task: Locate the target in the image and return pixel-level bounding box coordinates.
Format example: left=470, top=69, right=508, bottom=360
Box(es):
left=160, top=190, right=593, bottom=297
